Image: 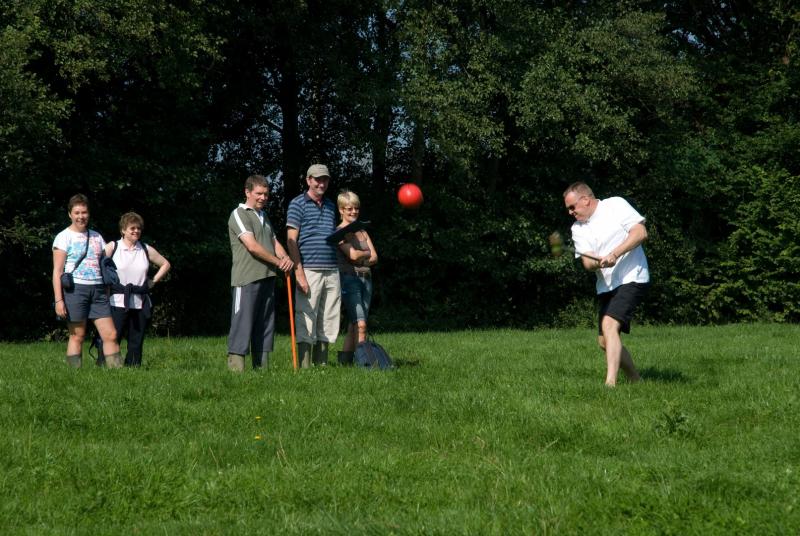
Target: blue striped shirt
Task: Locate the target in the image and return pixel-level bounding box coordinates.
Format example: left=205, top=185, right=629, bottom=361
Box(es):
left=286, top=193, right=338, bottom=268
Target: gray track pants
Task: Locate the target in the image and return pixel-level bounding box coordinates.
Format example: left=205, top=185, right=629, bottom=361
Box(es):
left=227, top=278, right=276, bottom=357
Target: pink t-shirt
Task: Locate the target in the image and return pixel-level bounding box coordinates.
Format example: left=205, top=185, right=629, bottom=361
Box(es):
left=109, top=241, right=149, bottom=309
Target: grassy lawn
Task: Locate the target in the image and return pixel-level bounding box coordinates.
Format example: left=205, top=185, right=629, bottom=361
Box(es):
left=1, top=324, right=798, bottom=534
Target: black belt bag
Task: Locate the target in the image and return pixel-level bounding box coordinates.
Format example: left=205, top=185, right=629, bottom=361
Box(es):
left=60, top=272, right=75, bottom=291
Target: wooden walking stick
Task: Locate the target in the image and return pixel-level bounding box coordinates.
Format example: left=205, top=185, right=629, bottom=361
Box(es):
left=286, top=273, right=298, bottom=371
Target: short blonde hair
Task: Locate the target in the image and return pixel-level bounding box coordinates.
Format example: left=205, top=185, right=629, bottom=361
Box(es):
left=119, top=211, right=144, bottom=232
left=337, top=189, right=360, bottom=209
left=563, top=182, right=595, bottom=199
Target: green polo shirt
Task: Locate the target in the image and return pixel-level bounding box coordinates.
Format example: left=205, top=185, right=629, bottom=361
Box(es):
left=228, top=204, right=277, bottom=286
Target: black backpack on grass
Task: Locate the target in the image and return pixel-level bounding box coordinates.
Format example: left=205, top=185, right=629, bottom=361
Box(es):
left=354, top=339, right=393, bottom=370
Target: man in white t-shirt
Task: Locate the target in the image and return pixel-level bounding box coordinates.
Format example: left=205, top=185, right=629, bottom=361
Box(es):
left=564, top=182, right=650, bottom=387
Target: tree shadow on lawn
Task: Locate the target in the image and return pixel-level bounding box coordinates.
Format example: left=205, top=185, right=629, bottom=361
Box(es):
left=639, top=366, right=689, bottom=383
left=392, top=357, right=421, bottom=368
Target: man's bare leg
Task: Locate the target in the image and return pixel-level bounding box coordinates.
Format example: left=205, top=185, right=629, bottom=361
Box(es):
left=619, top=345, right=641, bottom=383
left=599, top=316, right=640, bottom=386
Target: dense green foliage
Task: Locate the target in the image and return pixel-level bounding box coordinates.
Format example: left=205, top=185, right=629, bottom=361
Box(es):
left=1, top=1, right=798, bottom=339
left=1, top=325, right=799, bottom=533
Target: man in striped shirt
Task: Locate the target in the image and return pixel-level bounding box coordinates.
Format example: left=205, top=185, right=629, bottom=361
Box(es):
left=286, top=164, right=341, bottom=367
left=227, top=175, right=294, bottom=371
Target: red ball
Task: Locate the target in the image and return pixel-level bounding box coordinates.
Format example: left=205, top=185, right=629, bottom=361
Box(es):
left=397, top=183, right=424, bottom=209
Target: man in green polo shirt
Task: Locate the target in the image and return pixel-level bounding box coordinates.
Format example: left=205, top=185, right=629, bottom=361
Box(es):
left=227, top=175, right=294, bottom=371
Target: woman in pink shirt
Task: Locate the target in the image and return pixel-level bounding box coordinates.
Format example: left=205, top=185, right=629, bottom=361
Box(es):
left=103, top=212, right=171, bottom=367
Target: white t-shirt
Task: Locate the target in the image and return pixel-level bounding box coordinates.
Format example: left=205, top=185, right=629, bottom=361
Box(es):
left=571, top=197, right=650, bottom=294
left=52, top=228, right=106, bottom=285
left=109, top=240, right=150, bottom=309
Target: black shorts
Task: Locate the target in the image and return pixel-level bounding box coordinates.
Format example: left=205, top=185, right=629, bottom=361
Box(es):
left=598, top=282, right=649, bottom=335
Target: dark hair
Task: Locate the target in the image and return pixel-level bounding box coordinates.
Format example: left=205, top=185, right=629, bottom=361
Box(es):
left=68, top=194, right=89, bottom=212
left=119, top=211, right=144, bottom=232
left=245, top=175, right=269, bottom=192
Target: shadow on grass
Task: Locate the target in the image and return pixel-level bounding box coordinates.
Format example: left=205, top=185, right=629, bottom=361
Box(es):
left=639, top=366, right=689, bottom=383
left=392, top=358, right=421, bottom=368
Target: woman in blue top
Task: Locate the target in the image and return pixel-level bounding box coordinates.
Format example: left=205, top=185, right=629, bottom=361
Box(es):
left=52, top=194, right=122, bottom=368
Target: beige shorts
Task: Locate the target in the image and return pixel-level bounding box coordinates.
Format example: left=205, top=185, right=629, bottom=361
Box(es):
left=294, top=269, right=341, bottom=344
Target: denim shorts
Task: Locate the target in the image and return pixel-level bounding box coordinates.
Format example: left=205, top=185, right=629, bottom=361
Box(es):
left=64, top=284, right=112, bottom=322
left=340, top=273, right=372, bottom=323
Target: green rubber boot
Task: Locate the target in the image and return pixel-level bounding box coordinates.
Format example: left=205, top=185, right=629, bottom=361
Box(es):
left=227, top=353, right=245, bottom=372
left=297, top=343, right=312, bottom=369
left=105, top=352, right=123, bottom=369
left=313, top=342, right=329, bottom=366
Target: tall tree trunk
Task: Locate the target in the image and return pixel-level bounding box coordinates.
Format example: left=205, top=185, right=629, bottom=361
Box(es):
left=277, top=35, right=303, bottom=206
left=371, top=105, right=392, bottom=188
left=410, top=120, right=425, bottom=186
left=371, top=8, right=396, bottom=190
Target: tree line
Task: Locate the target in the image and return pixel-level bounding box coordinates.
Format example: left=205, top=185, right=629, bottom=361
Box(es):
left=1, top=1, right=798, bottom=340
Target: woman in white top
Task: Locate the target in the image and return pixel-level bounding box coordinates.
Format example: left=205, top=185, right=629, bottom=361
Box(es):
left=103, top=212, right=171, bottom=367
left=52, top=194, right=122, bottom=368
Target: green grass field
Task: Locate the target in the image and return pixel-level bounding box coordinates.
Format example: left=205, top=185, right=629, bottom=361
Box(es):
left=1, top=324, right=798, bottom=534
